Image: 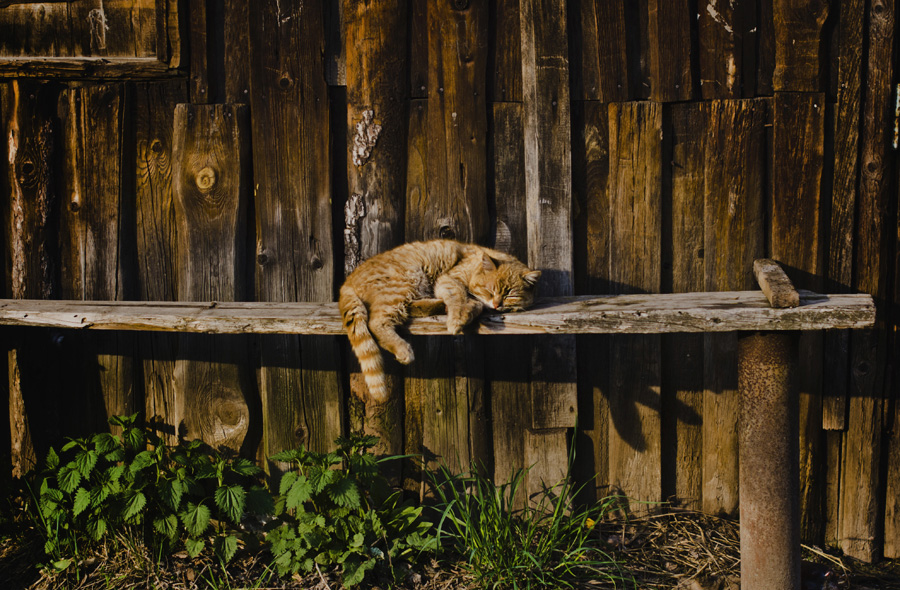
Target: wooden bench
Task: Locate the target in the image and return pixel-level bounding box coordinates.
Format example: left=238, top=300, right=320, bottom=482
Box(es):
left=0, top=260, right=875, bottom=590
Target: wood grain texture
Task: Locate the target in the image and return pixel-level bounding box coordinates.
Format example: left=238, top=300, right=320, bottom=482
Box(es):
left=841, top=0, right=894, bottom=562
left=572, top=0, right=629, bottom=102
left=133, top=80, right=186, bottom=443
left=2, top=81, right=62, bottom=476
left=753, top=258, right=800, bottom=308
left=344, top=0, right=409, bottom=457
left=703, top=99, right=767, bottom=517
left=885, top=396, right=900, bottom=558
left=698, top=0, right=741, bottom=98
left=172, top=103, right=250, bottom=452
left=59, top=83, right=136, bottom=435
left=409, top=0, right=427, bottom=98
left=771, top=92, right=826, bottom=543
left=664, top=102, right=706, bottom=510
left=223, top=0, right=251, bottom=103
left=188, top=0, right=209, bottom=102
left=249, top=0, right=343, bottom=459
left=772, top=0, right=829, bottom=91
left=647, top=0, right=692, bottom=101
left=490, top=0, right=522, bottom=102
left=824, top=0, right=863, bottom=431
left=608, top=101, right=662, bottom=507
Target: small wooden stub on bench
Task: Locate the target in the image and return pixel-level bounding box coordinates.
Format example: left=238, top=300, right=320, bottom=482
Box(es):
left=753, top=258, right=800, bottom=308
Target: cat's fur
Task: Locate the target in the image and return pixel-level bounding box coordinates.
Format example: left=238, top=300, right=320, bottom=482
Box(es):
left=339, top=239, right=541, bottom=402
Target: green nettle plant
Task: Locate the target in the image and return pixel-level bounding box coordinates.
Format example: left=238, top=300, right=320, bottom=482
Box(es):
left=265, top=434, right=438, bottom=587
left=31, top=413, right=271, bottom=571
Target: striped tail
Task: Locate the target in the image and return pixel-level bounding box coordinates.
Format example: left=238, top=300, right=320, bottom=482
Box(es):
left=339, top=286, right=388, bottom=402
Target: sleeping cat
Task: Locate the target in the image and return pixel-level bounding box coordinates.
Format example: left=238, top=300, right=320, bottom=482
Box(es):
left=339, top=239, right=541, bottom=402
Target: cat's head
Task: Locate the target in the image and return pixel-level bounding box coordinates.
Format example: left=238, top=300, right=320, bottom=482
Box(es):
left=469, top=254, right=541, bottom=312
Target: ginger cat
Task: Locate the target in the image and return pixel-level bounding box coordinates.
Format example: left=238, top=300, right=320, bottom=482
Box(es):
left=339, top=239, right=541, bottom=402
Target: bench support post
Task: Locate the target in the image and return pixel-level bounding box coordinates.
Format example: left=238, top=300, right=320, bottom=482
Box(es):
left=737, top=331, right=800, bottom=590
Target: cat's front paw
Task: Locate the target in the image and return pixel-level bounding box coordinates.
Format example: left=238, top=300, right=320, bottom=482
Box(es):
left=394, top=343, right=415, bottom=365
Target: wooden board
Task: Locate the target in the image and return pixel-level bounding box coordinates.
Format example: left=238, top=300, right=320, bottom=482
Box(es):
left=771, top=92, right=826, bottom=543
left=344, top=0, right=409, bottom=457
left=607, top=101, right=662, bottom=508
left=772, top=0, right=829, bottom=91
left=133, top=80, right=186, bottom=443
left=223, top=0, right=251, bottom=103
left=841, top=0, right=894, bottom=563
left=490, top=0, right=523, bottom=102
left=698, top=0, right=741, bottom=98
left=664, top=102, right=706, bottom=510
left=647, top=0, right=692, bottom=102
left=172, top=103, right=250, bottom=452
left=572, top=0, right=629, bottom=102
left=58, top=83, right=136, bottom=436
left=2, top=80, right=62, bottom=476
left=703, top=99, right=767, bottom=516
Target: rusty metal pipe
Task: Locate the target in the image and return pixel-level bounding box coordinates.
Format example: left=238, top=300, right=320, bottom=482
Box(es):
left=738, top=331, right=800, bottom=590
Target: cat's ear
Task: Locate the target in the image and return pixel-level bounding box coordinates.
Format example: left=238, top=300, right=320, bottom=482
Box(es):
left=481, top=253, right=497, bottom=272
left=523, top=270, right=541, bottom=287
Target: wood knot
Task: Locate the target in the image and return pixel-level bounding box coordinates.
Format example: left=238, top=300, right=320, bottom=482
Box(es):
left=150, top=139, right=164, bottom=154
left=294, top=425, right=307, bottom=443
left=278, top=73, right=294, bottom=90
left=452, top=0, right=469, bottom=9
left=439, top=225, right=455, bottom=239
left=310, top=255, right=324, bottom=270
left=257, top=253, right=269, bottom=266
left=195, top=166, right=217, bottom=191
left=15, top=159, right=39, bottom=188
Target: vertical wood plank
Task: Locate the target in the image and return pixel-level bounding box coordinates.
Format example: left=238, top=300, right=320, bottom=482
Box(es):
left=771, top=92, right=826, bottom=543
left=172, top=103, right=251, bottom=452
left=409, top=0, right=428, bottom=98
left=223, top=0, right=251, bottom=103
left=772, top=0, right=829, bottom=92
left=344, top=0, right=409, bottom=458
left=572, top=100, right=610, bottom=501
left=188, top=0, right=210, bottom=102
left=607, top=101, right=662, bottom=507
left=824, top=0, right=864, bottom=431
left=572, top=0, right=629, bottom=102
left=249, top=0, right=344, bottom=461
left=134, top=80, right=187, bottom=443
left=521, top=0, right=576, bottom=494
left=2, top=81, right=62, bottom=476
left=59, top=83, right=136, bottom=435
left=885, top=397, right=900, bottom=557
left=757, top=0, right=776, bottom=95
left=664, top=102, right=706, bottom=510
left=698, top=0, right=741, bottom=99
left=647, top=0, right=693, bottom=102
left=490, top=0, right=523, bottom=102
left=703, top=98, right=767, bottom=516
left=841, top=0, right=894, bottom=562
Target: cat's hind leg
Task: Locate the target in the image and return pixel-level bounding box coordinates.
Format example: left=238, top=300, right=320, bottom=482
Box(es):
left=368, top=309, right=415, bottom=365
left=435, top=275, right=483, bottom=335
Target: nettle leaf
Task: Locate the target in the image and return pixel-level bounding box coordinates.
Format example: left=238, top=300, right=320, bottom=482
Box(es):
left=87, top=517, right=107, bottom=541
left=89, top=485, right=109, bottom=508
left=285, top=475, right=312, bottom=511
left=129, top=450, right=155, bottom=473
left=341, top=555, right=376, bottom=587
left=195, top=460, right=217, bottom=480
left=45, top=447, right=60, bottom=471
left=159, top=478, right=184, bottom=511
left=230, top=458, right=262, bottom=477
left=246, top=486, right=274, bottom=515
left=180, top=502, right=211, bottom=537
left=92, top=432, right=119, bottom=454
left=124, top=491, right=147, bottom=520
left=327, top=478, right=361, bottom=509
left=122, top=427, right=144, bottom=451
left=153, top=514, right=179, bottom=540
left=214, top=534, right=238, bottom=563
left=107, top=464, right=126, bottom=483
left=104, top=448, right=126, bottom=462
left=185, top=537, right=205, bottom=558
left=75, top=450, right=99, bottom=479
left=269, top=448, right=303, bottom=463
left=214, top=485, right=246, bottom=525
left=61, top=439, right=80, bottom=452
left=57, top=464, right=81, bottom=494
left=72, top=487, right=90, bottom=516
left=279, top=471, right=298, bottom=496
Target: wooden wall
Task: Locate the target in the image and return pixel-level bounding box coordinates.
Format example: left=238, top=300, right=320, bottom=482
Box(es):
left=1, top=0, right=898, bottom=562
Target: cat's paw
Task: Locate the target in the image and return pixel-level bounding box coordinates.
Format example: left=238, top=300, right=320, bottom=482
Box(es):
left=446, top=318, right=466, bottom=335
left=394, top=343, right=415, bottom=365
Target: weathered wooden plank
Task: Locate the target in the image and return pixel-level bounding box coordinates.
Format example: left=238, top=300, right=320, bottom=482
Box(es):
left=188, top=0, right=209, bottom=102
left=2, top=80, right=62, bottom=476
left=409, top=0, right=427, bottom=98
left=771, top=92, right=826, bottom=543
left=647, top=0, right=692, bottom=102
left=344, top=0, right=409, bottom=456
left=841, top=0, right=894, bottom=563
left=59, top=83, right=136, bottom=435
left=0, top=292, right=875, bottom=335
left=490, top=0, right=522, bottom=102
left=663, top=102, right=706, bottom=510
left=824, top=0, right=863, bottom=431
left=521, top=0, right=576, bottom=497
left=757, top=0, right=776, bottom=95
left=885, top=396, right=900, bottom=558
left=608, top=101, right=662, bottom=508
left=753, top=258, right=800, bottom=308
left=172, top=103, right=250, bottom=452
left=572, top=0, right=629, bottom=102
left=824, top=430, right=842, bottom=546
left=698, top=0, right=741, bottom=98
left=249, top=0, right=343, bottom=459
left=325, top=0, right=346, bottom=86
left=0, top=4, right=71, bottom=58
left=772, top=0, right=829, bottom=91
left=0, top=57, right=180, bottom=79
left=223, top=0, right=251, bottom=102
left=703, top=99, right=767, bottom=517
left=133, top=80, right=186, bottom=443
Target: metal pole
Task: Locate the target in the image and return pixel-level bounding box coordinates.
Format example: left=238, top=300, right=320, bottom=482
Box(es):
left=737, top=331, right=800, bottom=590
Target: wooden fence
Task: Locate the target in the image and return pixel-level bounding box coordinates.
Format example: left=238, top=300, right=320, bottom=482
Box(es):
left=0, top=0, right=897, bottom=562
